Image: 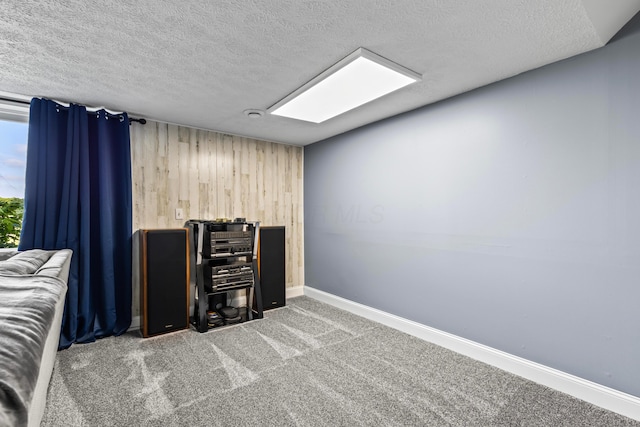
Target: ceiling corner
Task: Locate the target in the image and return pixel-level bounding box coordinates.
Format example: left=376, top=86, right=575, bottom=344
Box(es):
left=581, top=0, right=640, bottom=43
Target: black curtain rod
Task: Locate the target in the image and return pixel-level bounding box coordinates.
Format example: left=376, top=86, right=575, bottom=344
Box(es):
left=0, top=96, right=146, bottom=125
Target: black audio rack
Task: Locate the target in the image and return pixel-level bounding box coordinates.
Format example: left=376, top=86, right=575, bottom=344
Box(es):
left=185, top=220, right=263, bottom=332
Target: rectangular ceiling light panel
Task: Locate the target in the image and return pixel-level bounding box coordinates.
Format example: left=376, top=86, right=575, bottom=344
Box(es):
left=268, top=48, right=422, bottom=123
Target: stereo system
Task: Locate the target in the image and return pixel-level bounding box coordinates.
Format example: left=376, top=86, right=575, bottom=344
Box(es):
left=204, top=261, right=254, bottom=292
left=185, top=219, right=264, bottom=332
left=204, top=229, right=253, bottom=258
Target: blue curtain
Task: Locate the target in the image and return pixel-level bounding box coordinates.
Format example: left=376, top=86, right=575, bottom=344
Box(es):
left=19, top=98, right=132, bottom=349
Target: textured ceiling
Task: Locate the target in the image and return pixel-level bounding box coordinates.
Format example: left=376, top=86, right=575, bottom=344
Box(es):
left=1, top=1, right=639, bottom=146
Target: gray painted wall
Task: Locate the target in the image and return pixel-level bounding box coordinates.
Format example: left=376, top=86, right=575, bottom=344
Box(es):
left=304, top=15, right=640, bottom=397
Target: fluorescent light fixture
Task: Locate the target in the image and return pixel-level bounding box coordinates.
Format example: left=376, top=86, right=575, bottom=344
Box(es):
left=268, top=48, right=421, bottom=123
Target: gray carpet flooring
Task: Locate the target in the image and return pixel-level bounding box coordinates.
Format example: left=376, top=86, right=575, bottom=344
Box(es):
left=42, top=296, right=638, bottom=426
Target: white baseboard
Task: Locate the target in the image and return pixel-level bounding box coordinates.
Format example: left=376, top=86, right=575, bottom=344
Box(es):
left=129, top=315, right=140, bottom=332
left=303, top=286, right=640, bottom=421
left=286, top=285, right=304, bottom=299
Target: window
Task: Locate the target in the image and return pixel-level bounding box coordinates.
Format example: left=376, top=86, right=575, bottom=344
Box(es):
left=0, top=99, right=29, bottom=248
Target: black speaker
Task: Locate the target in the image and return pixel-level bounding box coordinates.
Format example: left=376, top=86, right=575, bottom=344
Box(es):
left=258, top=226, right=285, bottom=310
left=140, top=229, right=189, bottom=337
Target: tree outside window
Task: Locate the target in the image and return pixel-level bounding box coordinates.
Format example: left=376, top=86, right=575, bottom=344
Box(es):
left=0, top=119, right=28, bottom=248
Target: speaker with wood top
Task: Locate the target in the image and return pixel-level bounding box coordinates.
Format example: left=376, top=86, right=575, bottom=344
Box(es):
left=140, top=228, right=189, bottom=337
left=257, top=226, right=286, bottom=310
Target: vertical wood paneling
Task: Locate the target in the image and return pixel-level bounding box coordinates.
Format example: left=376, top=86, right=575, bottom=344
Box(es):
left=130, top=121, right=304, bottom=316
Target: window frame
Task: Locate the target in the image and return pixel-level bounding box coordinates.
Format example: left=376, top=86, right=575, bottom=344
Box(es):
left=0, top=95, right=30, bottom=249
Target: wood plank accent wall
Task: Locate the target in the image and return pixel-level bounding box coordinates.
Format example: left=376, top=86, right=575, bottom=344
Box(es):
left=130, top=121, right=303, bottom=315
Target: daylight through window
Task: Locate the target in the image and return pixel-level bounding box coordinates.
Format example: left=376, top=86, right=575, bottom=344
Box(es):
left=0, top=118, right=28, bottom=248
